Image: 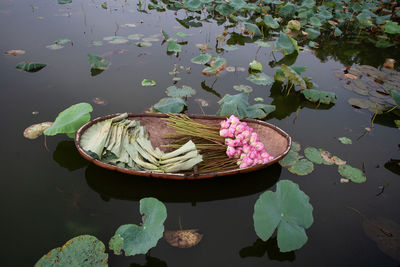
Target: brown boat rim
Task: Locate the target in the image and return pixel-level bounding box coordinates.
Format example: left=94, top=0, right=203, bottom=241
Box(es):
left=74, top=113, right=292, bottom=180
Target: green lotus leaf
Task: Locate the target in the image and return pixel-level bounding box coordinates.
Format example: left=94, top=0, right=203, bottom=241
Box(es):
left=246, top=73, right=273, bottom=86
left=161, top=29, right=170, bottom=41
left=153, top=97, right=186, bottom=113
left=233, top=84, right=253, bottom=93
left=338, top=137, right=352, bottom=145
left=88, top=54, right=110, bottom=70
left=308, top=41, right=318, bottom=48
left=304, top=147, right=333, bottom=165
left=254, top=40, right=271, bottom=47
left=291, top=141, right=301, bottom=152
left=176, top=32, right=188, bottom=39
left=128, top=34, right=144, bottom=40
left=395, top=120, right=400, bottom=130
left=274, top=68, right=285, bottom=83
left=46, top=44, right=64, bottom=50
left=357, top=12, right=372, bottom=26
left=288, top=159, right=314, bottom=175
left=338, top=164, right=366, bottom=183
left=34, top=235, right=108, bottom=267
left=54, top=38, right=72, bottom=45
left=249, top=60, right=262, bottom=72
left=279, top=150, right=301, bottom=167
left=334, top=27, right=342, bottom=36
left=305, top=28, right=320, bottom=40
left=301, top=89, right=337, bottom=104
left=301, top=0, right=315, bottom=8
left=221, top=44, right=239, bottom=51
left=167, top=40, right=182, bottom=52
left=278, top=3, right=296, bottom=18
left=253, top=180, right=314, bottom=252
left=264, top=15, right=279, bottom=29
left=101, top=2, right=107, bottom=9
left=384, top=21, right=400, bottom=34
left=91, top=41, right=103, bottom=46
left=246, top=103, right=276, bottom=119
left=201, top=67, right=217, bottom=76
left=103, top=36, right=128, bottom=44
left=217, top=93, right=250, bottom=119
left=109, top=198, right=167, bottom=256
left=291, top=66, right=307, bottom=75
left=228, top=0, right=246, bottom=10
left=141, top=79, right=156, bottom=87
left=276, top=32, right=296, bottom=56
left=16, top=62, right=46, bottom=72
left=191, top=53, right=212, bottom=64
left=210, top=57, right=227, bottom=69
left=136, top=42, right=152, bottom=47
left=288, top=20, right=301, bottom=31
left=44, top=103, right=93, bottom=136
left=166, top=85, right=196, bottom=98
left=389, top=90, right=400, bottom=106
left=309, top=16, right=321, bottom=27
left=58, top=0, right=72, bottom=4
left=245, top=23, right=262, bottom=37
left=184, top=0, right=203, bottom=11
left=281, top=64, right=307, bottom=89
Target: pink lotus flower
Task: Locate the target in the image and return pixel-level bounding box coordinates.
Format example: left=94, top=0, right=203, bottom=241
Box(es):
left=254, top=142, right=264, bottom=151
left=220, top=120, right=230, bottom=129
left=219, top=129, right=229, bottom=137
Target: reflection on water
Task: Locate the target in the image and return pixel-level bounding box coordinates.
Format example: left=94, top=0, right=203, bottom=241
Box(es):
left=85, top=163, right=281, bottom=203
left=130, top=255, right=167, bottom=267
left=53, top=140, right=89, bottom=171
left=239, top=238, right=295, bottom=262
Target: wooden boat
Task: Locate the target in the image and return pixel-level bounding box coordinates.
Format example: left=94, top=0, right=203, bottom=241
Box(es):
left=74, top=113, right=291, bottom=180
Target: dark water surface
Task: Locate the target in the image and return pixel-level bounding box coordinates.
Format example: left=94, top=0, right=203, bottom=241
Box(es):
left=1, top=0, right=400, bottom=266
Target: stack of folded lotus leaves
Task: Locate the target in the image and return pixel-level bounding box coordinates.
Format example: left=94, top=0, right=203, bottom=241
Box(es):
left=80, top=113, right=202, bottom=173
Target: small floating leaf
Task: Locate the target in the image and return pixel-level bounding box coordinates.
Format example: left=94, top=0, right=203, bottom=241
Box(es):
left=164, top=229, right=203, bottom=248
left=279, top=150, right=301, bottom=167
left=109, top=198, right=167, bottom=256
left=127, top=34, right=144, bottom=40
left=304, top=147, right=326, bottom=165
left=276, top=32, right=296, bottom=56
left=389, top=90, right=400, bottom=106
left=176, top=32, right=188, bottom=39
left=246, top=73, right=273, bottom=86
left=191, top=53, right=212, bottom=65
left=54, top=38, right=71, bottom=45
left=16, top=62, right=46, bottom=72
left=244, top=23, right=262, bottom=37
left=288, top=159, right=314, bottom=175
left=254, top=40, right=271, bottom=47
left=24, top=122, right=53, bottom=139
left=291, top=141, right=301, bottom=152
left=34, top=235, right=108, bottom=266
left=167, top=40, right=182, bottom=52
left=254, top=97, right=264, bottom=102
left=58, top=0, right=72, bottom=4
left=101, top=2, right=107, bottom=9
left=338, top=164, right=366, bottom=183
left=44, top=103, right=93, bottom=137
left=88, top=54, right=110, bottom=70
left=384, top=21, right=400, bottom=34
left=301, top=89, right=337, bottom=104
left=249, top=60, right=262, bottom=72
left=263, top=15, right=279, bottom=29
left=233, top=84, right=253, bottom=93
left=338, top=137, right=352, bottom=145
left=46, top=44, right=64, bottom=50
left=141, top=79, right=156, bottom=87
left=103, top=36, right=128, bottom=44
left=221, top=44, right=238, bottom=51
left=166, top=85, right=196, bottom=98
left=136, top=42, right=152, bottom=47
left=153, top=97, right=186, bottom=113
left=320, top=151, right=346, bottom=166
left=253, top=180, right=313, bottom=252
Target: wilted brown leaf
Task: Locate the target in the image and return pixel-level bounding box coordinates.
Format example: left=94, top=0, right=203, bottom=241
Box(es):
left=164, top=229, right=203, bottom=248
left=320, top=151, right=346, bottom=165
left=344, top=73, right=358, bottom=79
left=23, top=122, right=53, bottom=139
left=5, top=49, right=25, bottom=56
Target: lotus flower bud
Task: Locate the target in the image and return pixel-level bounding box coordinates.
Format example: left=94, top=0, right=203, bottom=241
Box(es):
left=235, top=122, right=246, bottom=134
left=242, top=144, right=251, bottom=154
left=236, top=133, right=245, bottom=142
left=226, top=146, right=236, bottom=158
left=261, top=151, right=270, bottom=159
left=254, top=142, right=264, bottom=151
left=249, top=150, right=258, bottom=160
left=242, top=130, right=251, bottom=138
left=244, top=157, right=254, bottom=166
left=229, top=115, right=240, bottom=125
left=219, top=129, right=229, bottom=137
left=250, top=132, right=259, bottom=144
left=225, top=138, right=234, bottom=146
left=220, top=120, right=230, bottom=129
left=239, top=162, right=248, bottom=168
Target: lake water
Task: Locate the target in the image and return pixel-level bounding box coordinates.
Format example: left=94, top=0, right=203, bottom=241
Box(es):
left=1, top=0, right=400, bottom=266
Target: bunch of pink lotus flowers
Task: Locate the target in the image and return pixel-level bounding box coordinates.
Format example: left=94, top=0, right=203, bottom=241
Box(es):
left=219, top=115, right=274, bottom=168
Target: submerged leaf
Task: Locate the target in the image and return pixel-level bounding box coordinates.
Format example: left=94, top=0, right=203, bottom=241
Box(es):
left=338, top=164, right=366, bottom=183
left=233, top=84, right=253, bottom=93
left=16, top=62, right=46, bottom=72
left=253, top=180, right=313, bottom=252
left=153, top=97, right=186, bottom=113
left=44, top=103, right=93, bottom=136
left=46, top=44, right=64, bottom=50
left=362, top=217, right=400, bottom=262
left=164, top=229, right=203, bottom=248
left=109, top=198, right=167, bottom=256
left=34, top=235, right=108, bottom=266
left=166, top=85, right=196, bottom=98
left=5, top=49, right=25, bottom=56
left=24, top=122, right=53, bottom=139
